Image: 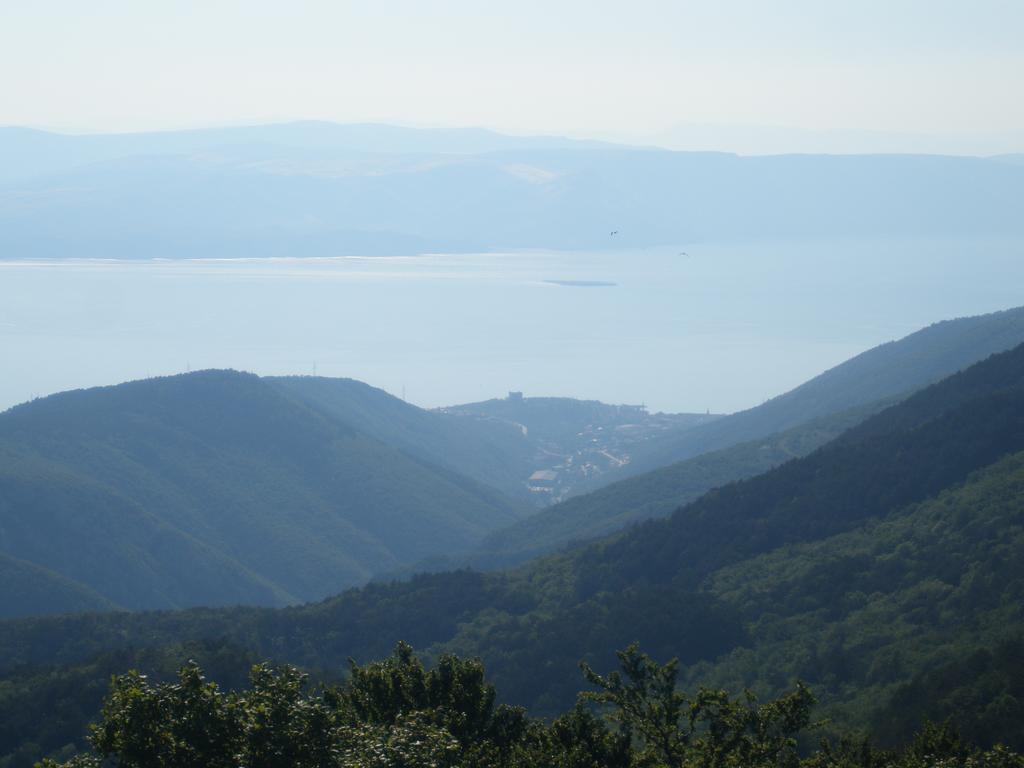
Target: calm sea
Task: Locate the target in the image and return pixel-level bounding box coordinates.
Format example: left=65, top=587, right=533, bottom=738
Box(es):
left=1, top=238, right=1021, bottom=414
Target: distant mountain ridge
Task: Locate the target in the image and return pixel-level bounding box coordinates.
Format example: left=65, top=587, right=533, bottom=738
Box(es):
left=0, top=122, right=620, bottom=183
left=1, top=122, right=1022, bottom=258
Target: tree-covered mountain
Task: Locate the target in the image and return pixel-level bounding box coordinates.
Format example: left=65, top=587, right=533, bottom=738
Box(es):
left=266, top=376, right=537, bottom=505
left=467, top=400, right=891, bottom=569
left=0, top=370, right=528, bottom=616
left=693, top=450, right=1024, bottom=749
left=0, top=366, right=730, bottom=620
left=3, top=342, right=1024, bottom=762
left=3, top=306, right=1017, bottom=619
left=2, top=124, right=1023, bottom=258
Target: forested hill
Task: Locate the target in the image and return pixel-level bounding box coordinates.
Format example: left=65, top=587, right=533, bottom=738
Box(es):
left=266, top=376, right=536, bottom=504
left=571, top=338, right=1024, bottom=594
left=3, top=343, right=1024, bottom=763
left=594, top=304, right=1024, bottom=484
left=0, top=370, right=527, bottom=617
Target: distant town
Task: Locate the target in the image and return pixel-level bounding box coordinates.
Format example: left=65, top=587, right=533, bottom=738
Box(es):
left=442, top=390, right=720, bottom=501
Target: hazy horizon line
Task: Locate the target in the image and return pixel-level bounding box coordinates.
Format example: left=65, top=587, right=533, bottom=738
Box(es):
left=3, top=118, right=1019, bottom=159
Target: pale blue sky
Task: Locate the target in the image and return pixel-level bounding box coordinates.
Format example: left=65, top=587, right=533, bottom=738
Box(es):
left=2, top=0, right=1022, bottom=153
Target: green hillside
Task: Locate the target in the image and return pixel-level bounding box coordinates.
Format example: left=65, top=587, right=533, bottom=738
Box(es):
left=3, top=343, right=1024, bottom=764
left=268, top=376, right=537, bottom=504
left=694, top=450, right=1024, bottom=748
left=0, top=553, right=118, bottom=618
left=469, top=399, right=892, bottom=568
left=593, top=304, right=1024, bottom=485
left=467, top=305, right=1024, bottom=568
left=0, top=371, right=527, bottom=615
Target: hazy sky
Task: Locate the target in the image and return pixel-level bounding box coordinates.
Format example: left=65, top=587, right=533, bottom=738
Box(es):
left=2, top=1, right=1023, bottom=153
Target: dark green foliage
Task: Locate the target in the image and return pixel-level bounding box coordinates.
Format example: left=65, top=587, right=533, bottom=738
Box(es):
left=91, top=664, right=241, bottom=768
left=582, top=643, right=816, bottom=768
left=673, top=449, right=1024, bottom=748
left=447, top=587, right=747, bottom=715
left=83, top=663, right=345, bottom=768
left=40, top=646, right=528, bottom=768
left=873, top=638, right=1024, bottom=751
left=37, top=646, right=1024, bottom=768
left=544, top=703, right=633, bottom=768
left=342, top=642, right=502, bottom=743
left=0, top=641, right=259, bottom=768
left=0, top=570, right=506, bottom=675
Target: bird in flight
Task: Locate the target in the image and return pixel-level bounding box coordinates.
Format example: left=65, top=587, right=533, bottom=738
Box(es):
left=610, top=230, right=619, bottom=236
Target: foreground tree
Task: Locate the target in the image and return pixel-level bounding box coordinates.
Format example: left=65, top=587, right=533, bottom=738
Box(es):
left=581, top=642, right=816, bottom=768
left=37, top=642, right=1024, bottom=768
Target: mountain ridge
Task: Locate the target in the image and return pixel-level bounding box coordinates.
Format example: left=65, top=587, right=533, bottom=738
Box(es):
left=3, top=124, right=1022, bottom=258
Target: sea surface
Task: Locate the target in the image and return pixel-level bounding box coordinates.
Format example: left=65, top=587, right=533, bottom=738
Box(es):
left=1, top=238, right=1022, bottom=414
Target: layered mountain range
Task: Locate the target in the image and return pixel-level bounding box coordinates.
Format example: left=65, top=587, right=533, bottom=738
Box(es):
left=3, top=122, right=1024, bottom=258
left=3, top=305, right=1024, bottom=764
left=3, top=306, right=1024, bottom=618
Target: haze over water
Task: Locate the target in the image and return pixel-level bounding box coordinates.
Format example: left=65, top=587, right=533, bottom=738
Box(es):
left=2, top=237, right=1021, bottom=415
